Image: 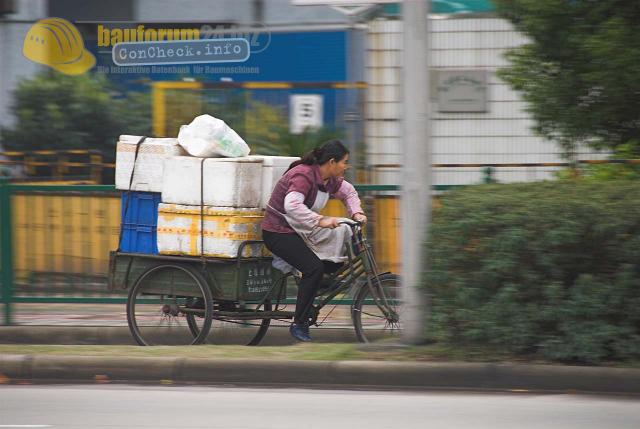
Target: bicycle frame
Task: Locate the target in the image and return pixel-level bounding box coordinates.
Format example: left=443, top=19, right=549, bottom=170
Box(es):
left=217, top=221, right=397, bottom=324
left=305, top=222, right=397, bottom=323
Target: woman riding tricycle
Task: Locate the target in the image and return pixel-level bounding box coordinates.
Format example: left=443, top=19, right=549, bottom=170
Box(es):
left=115, top=140, right=401, bottom=346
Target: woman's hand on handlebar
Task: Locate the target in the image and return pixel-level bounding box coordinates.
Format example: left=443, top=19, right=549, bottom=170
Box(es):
left=352, top=213, right=367, bottom=224
left=318, top=216, right=340, bottom=229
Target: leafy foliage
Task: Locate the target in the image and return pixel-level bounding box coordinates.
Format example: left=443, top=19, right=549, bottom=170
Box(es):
left=229, top=99, right=343, bottom=157
left=494, top=0, right=640, bottom=156
left=426, top=180, right=640, bottom=363
left=0, top=72, right=151, bottom=162
left=187, top=91, right=343, bottom=158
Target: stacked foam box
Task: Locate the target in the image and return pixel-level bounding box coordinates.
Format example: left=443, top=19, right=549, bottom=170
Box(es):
left=115, top=135, right=186, bottom=192
left=157, top=155, right=300, bottom=258
left=161, top=156, right=263, bottom=207
left=248, top=155, right=300, bottom=209
left=158, top=156, right=264, bottom=258
left=115, top=132, right=300, bottom=258
left=115, top=135, right=186, bottom=254
left=157, top=204, right=265, bottom=258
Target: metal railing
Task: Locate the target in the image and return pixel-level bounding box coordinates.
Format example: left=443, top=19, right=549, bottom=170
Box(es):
left=1, top=181, right=124, bottom=325
left=0, top=150, right=110, bottom=184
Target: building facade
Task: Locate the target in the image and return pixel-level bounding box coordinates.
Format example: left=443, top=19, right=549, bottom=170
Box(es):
left=0, top=0, right=606, bottom=185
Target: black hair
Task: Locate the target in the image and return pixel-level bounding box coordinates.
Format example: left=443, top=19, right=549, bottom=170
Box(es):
left=287, top=140, right=349, bottom=172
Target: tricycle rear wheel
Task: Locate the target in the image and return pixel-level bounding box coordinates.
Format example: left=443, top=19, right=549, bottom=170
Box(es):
left=126, top=263, right=213, bottom=346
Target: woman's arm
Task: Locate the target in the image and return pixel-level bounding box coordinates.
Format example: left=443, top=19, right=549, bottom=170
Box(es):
left=284, top=191, right=322, bottom=227
left=332, top=180, right=364, bottom=218
left=283, top=172, right=340, bottom=229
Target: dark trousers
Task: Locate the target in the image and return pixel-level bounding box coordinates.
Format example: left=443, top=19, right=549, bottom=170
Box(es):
left=263, top=230, right=341, bottom=324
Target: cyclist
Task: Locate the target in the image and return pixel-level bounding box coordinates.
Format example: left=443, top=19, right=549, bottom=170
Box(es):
left=262, top=140, right=367, bottom=342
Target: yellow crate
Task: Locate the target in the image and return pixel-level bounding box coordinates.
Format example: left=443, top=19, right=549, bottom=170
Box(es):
left=157, top=204, right=266, bottom=258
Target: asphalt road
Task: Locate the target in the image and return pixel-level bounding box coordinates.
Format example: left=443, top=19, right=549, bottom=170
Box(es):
left=1, top=385, right=639, bottom=429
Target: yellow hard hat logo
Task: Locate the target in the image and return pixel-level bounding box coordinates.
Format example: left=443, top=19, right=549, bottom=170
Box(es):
left=23, top=18, right=95, bottom=75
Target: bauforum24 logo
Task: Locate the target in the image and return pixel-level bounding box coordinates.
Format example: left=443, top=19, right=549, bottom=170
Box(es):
left=23, top=18, right=95, bottom=75
left=23, top=18, right=263, bottom=74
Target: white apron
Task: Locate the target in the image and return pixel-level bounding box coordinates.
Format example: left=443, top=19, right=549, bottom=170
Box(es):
left=269, top=190, right=353, bottom=273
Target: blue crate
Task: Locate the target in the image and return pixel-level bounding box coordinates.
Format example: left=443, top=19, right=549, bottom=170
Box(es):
left=120, top=224, right=158, bottom=254
left=119, top=191, right=161, bottom=254
left=120, top=191, right=161, bottom=227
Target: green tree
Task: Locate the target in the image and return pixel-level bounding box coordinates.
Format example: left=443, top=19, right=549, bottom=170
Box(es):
left=0, top=72, right=151, bottom=163
left=494, top=0, right=640, bottom=157
left=195, top=92, right=343, bottom=158
left=215, top=98, right=343, bottom=157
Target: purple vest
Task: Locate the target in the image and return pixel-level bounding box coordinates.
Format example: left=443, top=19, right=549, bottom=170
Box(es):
left=262, top=164, right=343, bottom=234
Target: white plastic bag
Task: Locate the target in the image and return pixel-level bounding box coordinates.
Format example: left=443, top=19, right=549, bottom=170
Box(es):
left=177, top=114, right=250, bottom=158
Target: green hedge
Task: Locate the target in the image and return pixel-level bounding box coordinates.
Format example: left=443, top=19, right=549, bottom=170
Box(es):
left=425, top=180, right=640, bottom=363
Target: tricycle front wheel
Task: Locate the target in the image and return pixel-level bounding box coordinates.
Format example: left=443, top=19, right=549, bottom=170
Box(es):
left=126, top=264, right=213, bottom=346
left=351, top=273, right=402, bottom=343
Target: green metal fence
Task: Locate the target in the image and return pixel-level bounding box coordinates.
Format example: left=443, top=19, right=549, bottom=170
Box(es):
left=0, top=181, right=414, bottom=325
left=1, top=178, right=14, bottom=325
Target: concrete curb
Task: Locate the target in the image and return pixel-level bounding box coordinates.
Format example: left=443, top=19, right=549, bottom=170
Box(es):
left=1, top=354, right=639, bottom=394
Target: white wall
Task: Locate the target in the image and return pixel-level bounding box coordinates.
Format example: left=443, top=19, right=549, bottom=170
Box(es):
left=366, top=17, right=607, bottom=186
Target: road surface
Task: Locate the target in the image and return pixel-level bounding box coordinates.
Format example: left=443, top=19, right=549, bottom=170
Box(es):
left=1, top=385, right=639, bottom=428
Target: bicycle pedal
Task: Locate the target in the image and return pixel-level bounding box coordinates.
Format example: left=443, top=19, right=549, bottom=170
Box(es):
left=188, top=298, right=205, bottom=309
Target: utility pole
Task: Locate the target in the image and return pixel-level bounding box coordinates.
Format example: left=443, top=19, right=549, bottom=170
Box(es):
left=401, top=0, right=430, bottom=344
left=252, top=0, right=264, bottom=25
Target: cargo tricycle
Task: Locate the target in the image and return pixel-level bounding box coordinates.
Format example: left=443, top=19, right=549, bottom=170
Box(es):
left=108, top=221, right=401, bottom=346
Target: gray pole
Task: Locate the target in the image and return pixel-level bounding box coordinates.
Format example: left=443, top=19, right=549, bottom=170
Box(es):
left=401, top=0, right=430, bottom=344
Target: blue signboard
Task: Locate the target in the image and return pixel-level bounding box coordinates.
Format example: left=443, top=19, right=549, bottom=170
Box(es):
left=87, top=29, right=347, bottom=84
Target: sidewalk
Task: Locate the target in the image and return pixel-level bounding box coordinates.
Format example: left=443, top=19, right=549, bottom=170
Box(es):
left=3, top=302, right=354, bottom=328
left=0, top=325, right=359, bottom=346
left=0, top=302, right=358, bottom=345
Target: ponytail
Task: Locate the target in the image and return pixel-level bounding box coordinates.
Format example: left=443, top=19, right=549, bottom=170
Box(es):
left=287, top=140, right=349, bottom=172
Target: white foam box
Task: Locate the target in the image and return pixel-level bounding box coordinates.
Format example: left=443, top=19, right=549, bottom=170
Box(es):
left=248, top=155, right=300, bottom=208
left=157, top=203, right=266, bottom=258
left=162, top=156, right=263, bottom=207
left=115, top=135, right=187, bottom=192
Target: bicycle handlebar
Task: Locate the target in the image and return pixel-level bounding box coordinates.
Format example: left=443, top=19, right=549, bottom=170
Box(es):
left=338, top=220, right=363, bottom=227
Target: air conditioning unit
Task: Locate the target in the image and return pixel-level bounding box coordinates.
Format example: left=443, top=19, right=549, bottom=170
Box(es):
left=0, top=0, right=16, bottom=16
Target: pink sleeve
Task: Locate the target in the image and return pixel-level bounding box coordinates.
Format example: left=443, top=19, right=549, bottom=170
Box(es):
left=332, top=180, right=363, bottom=217
left=284, top=191, right=322, bottom=228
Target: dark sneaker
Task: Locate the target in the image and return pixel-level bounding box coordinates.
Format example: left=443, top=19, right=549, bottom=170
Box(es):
left=289, top=322, right=312, bottom=342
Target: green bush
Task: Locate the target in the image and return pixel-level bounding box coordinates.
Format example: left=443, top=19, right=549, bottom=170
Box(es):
left=425, top=180, right=640, bottom=363
left=0, top=72, right=151, bottom=163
